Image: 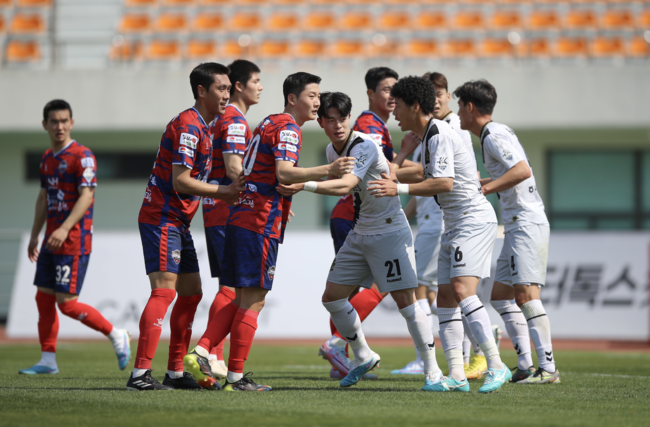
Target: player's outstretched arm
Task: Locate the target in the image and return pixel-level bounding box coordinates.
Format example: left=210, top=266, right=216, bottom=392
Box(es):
left=275, top=157, right=355, bottom=185
left=28, top=189, right=47, bottom=262
left=481, top=160, right=531, bottom=196
left=45, top=186, right=95, bottom=252
left=172, top=165, right=244, bottom=204
left=368, top=173, right=453, bottom=198
left=395, top=163, right=425, bottom=184
left=281, top=174, right=361, bottom=197
left=223, top=152, right=244, bottom=181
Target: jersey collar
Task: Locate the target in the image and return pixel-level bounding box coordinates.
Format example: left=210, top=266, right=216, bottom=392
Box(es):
left=440, top=111, right=453, bottom=121
left=227, top=103, right=245, bottom=117
left=191, top=107, right=209, bottom=128
left=52, top=140, right=75, bottom=157
left=479, top=121, right=493, bottom=141
left=423, top=117, right=437, bottom=141
left=332, top=130, right=354, bottom=156
left=361, top=110, right=386, bottom=126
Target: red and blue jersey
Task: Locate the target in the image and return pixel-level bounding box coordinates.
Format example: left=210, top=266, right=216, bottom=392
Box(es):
left=203, top=104, right=251, bottom=228
left=39, top=140, right=97, bottom=256
left=227, top=113, right=301, bottom=242
left=330, top=110, right=393, bottom=221
left=138, top=107, right=212, bottom=229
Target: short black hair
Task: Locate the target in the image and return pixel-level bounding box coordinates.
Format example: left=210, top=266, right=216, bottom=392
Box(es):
left=452, top=79, right=497, bottom=115
left=189, top=62, right=230, bottom=100
left=43, top=99, right=72, bottom=122
left=317, top=92, right=352, bottom=119
left=390, top=76, right=436, bottom=115
left=365, top=67, right=399, bottom=92
left=283, top=72, right=321, bottom=106
left=227, top=59, right=261, bottom=96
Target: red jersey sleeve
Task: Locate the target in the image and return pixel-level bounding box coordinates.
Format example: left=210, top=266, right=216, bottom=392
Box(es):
left=222, top=121, right=249, bottom=155
left=273, top=127, right=301, bottom=163
left=75, top=151, right=97, bottom=188
left=172, top=128, right=201, bottom=169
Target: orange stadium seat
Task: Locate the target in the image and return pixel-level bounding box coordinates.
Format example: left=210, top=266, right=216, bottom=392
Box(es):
left=0, top=0, right=12, bottom=7
left=380, top=12, right=410, bottom=30
left=491, top=10, right=521, bottom=30
left=639, top=10, right=650, bottom=29
left=192, top=13, right=222, bottom=32
left=627, top=36, right=649, bottom=57
left=146, top=39, right=181, bottom=60
left=231, top=12, right=260, bottom=31
left=370, top=39, right=398, bottom=57
left=564, top=9, right=596, bottom=30
left=162, top=0, right=195, bottom=6
left=125, top=0, right=157, bottom=7
left=9, top=14, right=46, bottom=34
left=109, top=41, right=142, bottom=62
left=332, top=39, right=364, bottom=57
left=404, top=39, right=439, bottom=58
left=17, top=0, right=52, bottom=6
left=266, top=12, right=298, bottom=32
left=480, top=38, right=514, bottom=57
left=416, top=12, right=446, bottom=30
left=259, top=39, right=289, bottom=57
left=274, top=0, right=305, bottom=4
left=223, top=39, right=244, bottom=57
left=296, top=39, right=326, bottom=57
left=239, top=0, right=266, bottom=4
left=154, top=13, right=187, bottom=33
left=5, top=40, right=40, bottom=62
left=528, top=10, right=560, bottom=30
left=120, top=14, right=151, bottom=33
left=341, top=12, right=371, bottom=30
left=0, top=15, right=4, bottom=33
left=601, top=9, right=633, bottom=30
left=446, top=39, right=476, bottom=57
left=454, top=11, right=484, bottom=30
left=554, top=37, right=587, bottom=57
left=590, top=36, right=623, bottom=57
left=304, top=12, right=335, bottom=31
left=528, top=38, right=550, bottom=57
left=186, top=39, right=216, bottom=59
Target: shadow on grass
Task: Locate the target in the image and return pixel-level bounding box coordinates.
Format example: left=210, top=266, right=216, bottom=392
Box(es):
left=0, top=386, right=126, bottom=391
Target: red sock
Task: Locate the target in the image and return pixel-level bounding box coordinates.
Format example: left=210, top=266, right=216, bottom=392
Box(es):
left=36, top=291, right=58, bottom=353
left=58, top=299, right=113, bottom=335
left=198, top=301, right=239, bottom=351
left=167, top=294, right=202, bottom=372
left=134, top=288, right=176, bottom=370
left=331, top=287, right=384, bottom=340
left=228, top=308, right=258, bottom=374
left=207, top=287, right=236, bottom=359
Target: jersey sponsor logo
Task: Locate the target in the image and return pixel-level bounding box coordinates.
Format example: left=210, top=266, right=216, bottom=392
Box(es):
left=352, top=185, right=361, bottom=193
left=209, top=180, right=219, bottom=185
left=228, top=124, right=247, bottom=136
left=227, top=136, right=246, bottom=144
left=238, top=195, right=254, bottom=208
left=279, top=130, right=299, bottom=144
left=180, top=133, right=198, bottom=149
left=83, top=167, right=95, bottom=183
left=150, top=175, right=156, bottom=186
left=47, top=177, right=58, bottom=189
left=203, top=197, right=215, bottom=205
left=278, top=143, right=297, bottom=153
left=502, top=149, right=513, bottom=161
left=179, top=146, right=194, bottom=158
left=144, top=188, right=152, bottom=202
left=267, top=265, right=276, bottom=280
left=58, top=160, right=68, bottom=174
left=368, top=134, right=383, bottom=145
left=436, top=156, right=448, bottom=170
left=172, top=249, right=181, bottom=265
left=81, top=157, right=95, bottom=168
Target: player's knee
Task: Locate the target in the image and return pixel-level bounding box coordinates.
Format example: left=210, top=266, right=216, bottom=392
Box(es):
left=514, top=292, right=533, bottom=307
left=322, top=298, right=348, bottom=313
left=390, top=289, right=415, bottom=309
left=57, top=299, right=78, bottom=316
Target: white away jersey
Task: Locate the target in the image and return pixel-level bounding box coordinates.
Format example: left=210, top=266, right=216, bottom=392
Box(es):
left=413, top=144, right=443, bottom=231
left=480, top=122, right=548, bottom=231
left=442, top=112, right=476, bottom=171
left=326, top=131, right=408, bottom=235
left=421, top=119, right=496, bottom=230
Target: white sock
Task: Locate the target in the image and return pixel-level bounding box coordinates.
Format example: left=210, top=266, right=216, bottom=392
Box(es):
left=413, top=299, right=432, bottom=362
left=438, top=307, right=465, bottom=381
left=521, top=299, right=556, bottom=372
left=323, top=299, right=370, bottom=362
left=400, top=303, right=441, bottom=375
left=492, top=299, right=533, bottom=370
left=218, top=360, right=227, bottom=369
left=132, top=368, right=147, bottom=378
left=459, top=296, right=504, bottom=371
left=461, top=313, right=484, bottom=357
left=430, top=299, right=438, bottom=316
left=38, top=351, right=57, bottom=368
left=227, top=370, right=243, bottom=383
left=166, top=370, right=183, bottom=379
left=207, top=354, right=217, bottom=361
left=107, top=328, right=126, bottom=353
left=327, top=335, right=347, bottom=348
left=462, top=333, right=471, bottom=365
left=195, top=345, right=210, bottom=358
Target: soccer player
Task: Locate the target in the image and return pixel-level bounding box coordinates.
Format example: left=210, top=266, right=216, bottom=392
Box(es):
left=454, top=79, right=560, bottom=384
left=291, top=91, right=443, bottom=389
left=21, top=99, right=130, bottom=375
left=319, top=67, right=398, bottom=378
left=127, top=63, right=245, bottom=391
left=201, top=59, right=263, bottom=379
left=184, top=72, right=355, bottom=392
left=369, top=76, right=511, bottom=393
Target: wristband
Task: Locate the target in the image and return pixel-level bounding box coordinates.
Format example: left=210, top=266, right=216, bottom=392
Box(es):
left=396, top=183, right=409, bottom=195
left=303, top=181, right=318, bottom=192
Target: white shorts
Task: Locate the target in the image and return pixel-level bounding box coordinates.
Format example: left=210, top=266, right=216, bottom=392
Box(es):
left=438, top=222, right=497, bottom=285
left=414, top=227, right=442, bottom=291
left=495, top=223, right=550, bottom=286
left=327, top=226, right=418, bottom=293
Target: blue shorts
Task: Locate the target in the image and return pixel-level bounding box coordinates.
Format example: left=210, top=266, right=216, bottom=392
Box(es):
left=139, top=222, right=200, bottom=275
left=34, top=253, right=90, bottom=295
left=330, top=217, right=354, bottom=255
left=221, top=225, right=278, bottom=290
left=205, top=225, right=226, bottom=278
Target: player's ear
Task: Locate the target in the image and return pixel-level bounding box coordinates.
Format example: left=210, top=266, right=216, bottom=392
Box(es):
left=366, top=88, right=374, bottom=101
left=317, top=118, right=324, bottom=128
left=235, top=80, right=244, bottom=94
left=412, top=101, right=420, bottom=113
left=69, top=117, right=74, bottom=129
left=41, top=120, right=47, bottom=131
left=287, top=93, right=296, bottom=106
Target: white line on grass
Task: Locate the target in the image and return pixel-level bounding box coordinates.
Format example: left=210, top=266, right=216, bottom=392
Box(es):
left=566, top=372, right=650, bottom=379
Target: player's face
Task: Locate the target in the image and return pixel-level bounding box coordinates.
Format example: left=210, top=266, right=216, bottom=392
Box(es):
left=205, top=73, right=231, bottom=116
left=433, top=87, right=451, bottom=119
left=293, top=83, right=321, bottom=122
left=242, top=72, right=263, bottom=106
left=370, top=77, right=397, bottom=114
left=392, top=98, right=415, bottom=132
left=318, top=108, right=351, bottom=145
left=42, top=109, right=74, bottom=144
left=457, top=100, right=472, bottom=131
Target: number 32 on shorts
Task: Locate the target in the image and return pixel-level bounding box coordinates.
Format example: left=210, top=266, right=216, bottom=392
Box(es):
left=56, top=265, right=71, bottom=283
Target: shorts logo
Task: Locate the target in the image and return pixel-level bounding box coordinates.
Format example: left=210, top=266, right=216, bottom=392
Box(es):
left=81, top=157, right=95, bottom=168
left=172, top=249, right=181, bottom=265
left=228, top=124, right=246, bottom=136
left=267, top=265, right=276, bottom=280
left=227, top=136, right=246, bottom=144
left=385, top=218, right=392, bottom=224
left=279, top=130, right=299, bottom=145
left=58, top=160, right=68, bottom=174
left=180, top=133, right=198, bottom=149
left=83, top=167, right=95, bottom=183
left=330, top=259, right=336, bottom=271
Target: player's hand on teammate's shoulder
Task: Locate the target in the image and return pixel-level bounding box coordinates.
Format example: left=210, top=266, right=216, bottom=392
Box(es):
left=368, top=172, right=399, bottom=198
left=328, top=156, right=356, bottom=176
left=277, top=183, right=303, bottom=197
left=45, top=227, right=70, bottom=251
left=400, top=132, right=421, bottom=155
left=28, top=237, right=40, bottom=262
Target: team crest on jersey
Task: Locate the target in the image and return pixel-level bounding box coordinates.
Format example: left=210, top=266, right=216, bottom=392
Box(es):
left=279, top=130, right=299, bottom=145
left=436, top=156, right=448, bottom=170
left=247, top=183, right=257, bottom=192
left=180, top=133, right=198, bottom=149
left=83, top=167, right=95, bottom=183
left=502, top=149, right=513, bottom=161
left=228, top=124, right=246, bottom=136
left=172, top=249, right=181, bottom=265
left=355, top=155, right=367, bottom=167
left=267, top=265, right=276, bottom=280
left=58, top=160, right=68, bottom=174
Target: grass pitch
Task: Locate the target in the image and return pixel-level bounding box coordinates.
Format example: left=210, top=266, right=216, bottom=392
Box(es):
left=0, top=341, right=649, bottom=427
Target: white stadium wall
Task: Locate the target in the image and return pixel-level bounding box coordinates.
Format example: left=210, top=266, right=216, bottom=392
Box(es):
left=7, top=230, right=650, bottom=340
